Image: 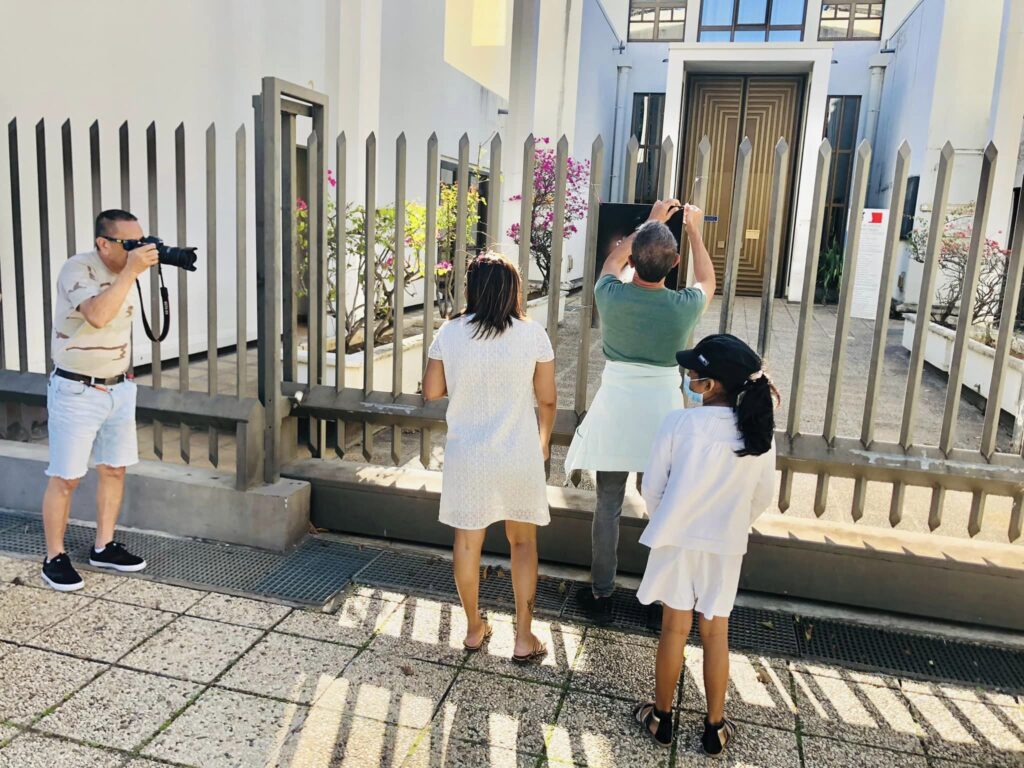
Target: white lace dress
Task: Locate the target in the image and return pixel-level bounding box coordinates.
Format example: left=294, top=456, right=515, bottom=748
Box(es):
left=428, top=315, right=554, bottom=529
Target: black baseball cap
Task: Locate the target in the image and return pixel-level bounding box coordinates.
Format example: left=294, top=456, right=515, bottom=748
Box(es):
left=676, top=334, right=762, bottom=393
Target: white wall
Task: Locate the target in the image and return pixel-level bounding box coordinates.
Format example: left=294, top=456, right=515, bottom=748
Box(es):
left=0, top=0, right=334, bottom=372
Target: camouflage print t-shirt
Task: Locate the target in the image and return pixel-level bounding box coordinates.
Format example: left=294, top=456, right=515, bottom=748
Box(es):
left=51, top=251, right=134, bottom=378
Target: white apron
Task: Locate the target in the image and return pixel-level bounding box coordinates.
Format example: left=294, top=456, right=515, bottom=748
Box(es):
left=564, top=360, right=684, bottom=473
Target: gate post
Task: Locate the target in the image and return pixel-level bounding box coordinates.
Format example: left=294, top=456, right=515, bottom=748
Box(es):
left=254, top=76, right=330, bottom=482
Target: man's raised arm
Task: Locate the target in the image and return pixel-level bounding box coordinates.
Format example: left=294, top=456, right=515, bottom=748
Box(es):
left=683, top=203, right=716, bottom=298
left=599, top=198, right=681, bottom=280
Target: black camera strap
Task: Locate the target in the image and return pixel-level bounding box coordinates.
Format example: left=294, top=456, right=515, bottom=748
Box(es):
left=135, top=264, right=170, bottom=343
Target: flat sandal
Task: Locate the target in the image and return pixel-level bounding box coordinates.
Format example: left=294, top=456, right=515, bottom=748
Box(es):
left=632, top=701, right=673, bottom=747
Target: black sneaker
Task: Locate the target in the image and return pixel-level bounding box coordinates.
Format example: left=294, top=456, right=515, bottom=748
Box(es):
left=701, top=716, right=737, bottom=757
left=89, top=541, right=146, bottom=572
left=41, top=553, right=84, bottom=592
left=575, top=588, right=614, bottom=625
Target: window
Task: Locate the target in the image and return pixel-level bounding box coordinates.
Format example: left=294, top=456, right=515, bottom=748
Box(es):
left=439, top=160, right=488, bottom=256
left=819, top=2, right=883, bottom=41
left=630, top=93, right=666, bottom=203
left=899, top=176, right=920, bottom=241
left=629, top=1, right=687, bottom=42
left=698, top=0, right=805, bottom=42
left=821, top=95, right=861, bottom=254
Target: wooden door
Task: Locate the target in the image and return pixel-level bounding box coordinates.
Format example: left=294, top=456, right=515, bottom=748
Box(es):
left=680, top=75, right=803, bottom=296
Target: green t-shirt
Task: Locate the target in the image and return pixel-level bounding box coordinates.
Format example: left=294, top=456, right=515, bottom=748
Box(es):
left=594, top=274, right=706, bottom=367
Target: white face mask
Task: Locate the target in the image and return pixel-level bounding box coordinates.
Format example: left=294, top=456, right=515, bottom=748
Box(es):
left=683, top=374, right=709, bottom=406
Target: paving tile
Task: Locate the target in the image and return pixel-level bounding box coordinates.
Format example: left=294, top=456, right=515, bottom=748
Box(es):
left=121, top=761, right=179, bottom=768
left=0, top=554, right=36, bottom=584
left=802, top=735, right=927, bottom=767
left=120, top=615, right=262, bottom=683
left=407, top=731, right=539, bottom=767
left=63, top=568, right=124, bottom=596
left=0, top=585, right=92, bottom=642
left=791, top=664, right=925, bottom=754
left=218, top=631, right=358, bottom=705
left=370, top=595, right=470, bottom=664
left=102, top=578, right=205, bottom=613
left=901, top=679, right=1021, bottom=709
left=570, top=632, right=658, bottom=701
left=545, top=691, right=671, bottom=767
left=277, top=594, right=401, bottom=646
left=0, top=733, right=123, bottom=768
left=465, top=616, right=584, bottom=687
left=789, top=660, right=901, bottom=690
left=327, top=651, right=459, bottom=728
left=36, top=667, right=200, bottom=751
left=278, top=713, right=420, bottom=768
left=31, top=599, right=173, bottom=662
left=903, top=683, right=1024, bottom=768
left=682, top=647, right=796, bottom=728
left=144, top=687, right=307, bottom=768
left=674, top=712, right=800, bottom=767
left=439, top=669, right=561, bottom=754
left=584, top=625, right=659, bottom=649
left=0, top=641, right=15, bottom=661
left=186, top=592, right=291, bottom=628
left=0, top=726, right=19, bottom=745
left=351, top=585, right=410, bottom=603
left=0, top=646, right=105, bottom=724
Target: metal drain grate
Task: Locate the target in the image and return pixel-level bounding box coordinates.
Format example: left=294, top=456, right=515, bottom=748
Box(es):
left=254, top=538, right=379, bottom=603
left=477, top=567, right=571, bottom=615
left=723, top=606, right=800, bottom=656
left=355, top=550, right=436, bottom=591
left=561, top=583, right=652, bottom=631
left=797, top=618, right=1024, bottom=691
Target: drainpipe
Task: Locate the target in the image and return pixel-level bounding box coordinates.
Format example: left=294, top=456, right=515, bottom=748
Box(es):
left=609, top=63, right=633, bottom=202
left=865, top=53, right=891, bottom=148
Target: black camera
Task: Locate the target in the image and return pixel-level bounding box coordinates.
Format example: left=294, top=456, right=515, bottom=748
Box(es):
left=123, top=236, right=198, bottom=272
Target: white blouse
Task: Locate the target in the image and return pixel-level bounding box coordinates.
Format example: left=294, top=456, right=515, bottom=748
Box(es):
left=639, top=406, right=776, bottom=555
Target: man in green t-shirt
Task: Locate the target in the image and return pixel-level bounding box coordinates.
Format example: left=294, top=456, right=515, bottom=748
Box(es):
left=565, top=198, right=716, bottom=622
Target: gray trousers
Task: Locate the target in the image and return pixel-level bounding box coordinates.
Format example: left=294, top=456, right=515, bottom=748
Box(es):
left=591, top=471, right=639, bottom=597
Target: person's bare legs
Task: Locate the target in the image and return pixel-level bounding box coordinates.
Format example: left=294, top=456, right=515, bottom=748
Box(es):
left=698, top=614, right=730, bottom=723
left=453, top=528, right=489, bottom=647
left=42, top=476, right=81, bottom=560
left=94, top=464, right=126, bottom=550
left=505, top=521, right=542, bottom=657
left=648, top=605, right=692, bottom=734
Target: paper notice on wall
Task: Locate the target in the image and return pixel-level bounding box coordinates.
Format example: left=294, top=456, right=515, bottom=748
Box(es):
left=851, top=209, right=888, bottom=319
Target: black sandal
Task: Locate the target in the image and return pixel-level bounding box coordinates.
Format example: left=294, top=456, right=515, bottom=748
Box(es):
left=511, top=638, right=548, bottom=664
left=463, top=623, right=493, bottom=652
left=632, top=701, right=673, bottom=747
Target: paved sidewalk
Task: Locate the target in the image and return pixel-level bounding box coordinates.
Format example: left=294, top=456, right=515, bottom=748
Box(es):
left=0, top=553, right=1021, bottom=767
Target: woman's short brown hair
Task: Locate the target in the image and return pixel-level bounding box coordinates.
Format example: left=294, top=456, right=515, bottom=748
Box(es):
left=461, top=252, right=525, bottom=339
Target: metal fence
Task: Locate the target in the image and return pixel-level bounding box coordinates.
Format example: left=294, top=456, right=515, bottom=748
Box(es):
left=2, top=76, right=1024, bottom=544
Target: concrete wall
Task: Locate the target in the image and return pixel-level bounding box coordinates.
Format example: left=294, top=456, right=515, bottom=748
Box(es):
left=0, top=0, right=336, bottom=371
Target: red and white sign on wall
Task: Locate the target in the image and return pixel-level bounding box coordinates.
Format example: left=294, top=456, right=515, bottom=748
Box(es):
left=851, top=209, right=888, bottom=320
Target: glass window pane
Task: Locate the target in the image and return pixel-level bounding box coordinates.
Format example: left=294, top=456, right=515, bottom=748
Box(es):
left=768, top=28, right=802, bottom=40
left=839, top=99, right=859, bottom=147
left=824, top=97, right=841, bottom=141
left=869, top=3, right=883, bottom=17
left=700, top=29, right=733, bottom=41
left=737, top=0, right=768, bottom=24
left=771, top=0, right=805, bottom=24
left=819, top=18, right=848, bottom=38
left=820, top=3, right=837, bottom=19
left=702, top=0, right=736, bottom=26
left=854, top=3, right=871, bottom=17
left=657, top=20, right=686, bottom=39
left=631, top=95, right=647, bottom=142
left=831, top=153, right=851, bottom=204
left=852, top=17, right=880, bottom=37
left=630, top=20, right=656, bottom=39
left=734, top=28, right=768, bottom=41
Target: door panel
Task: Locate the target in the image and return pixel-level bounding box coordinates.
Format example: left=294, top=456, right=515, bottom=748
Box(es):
left=680, top=75, right=802, bottom=296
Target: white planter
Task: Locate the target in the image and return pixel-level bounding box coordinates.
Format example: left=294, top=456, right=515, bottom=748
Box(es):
left=297, top=333, right=426, bottom=393
left=902, top=314, right=1024, bottom=417
left=525, top=291, right=567, bottom=324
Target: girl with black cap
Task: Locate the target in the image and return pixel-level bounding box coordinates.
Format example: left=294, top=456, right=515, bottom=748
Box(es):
left=631, top=333, right=778, bottom=754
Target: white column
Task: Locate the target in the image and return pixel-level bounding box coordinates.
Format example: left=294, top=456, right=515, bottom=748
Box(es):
left=533, top=0, right=584, bottom=145
left=987, top=0, right=1024, bottom=244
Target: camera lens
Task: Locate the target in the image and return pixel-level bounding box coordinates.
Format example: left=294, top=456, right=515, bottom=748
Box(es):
left=156, top=244, right=199, bottom=272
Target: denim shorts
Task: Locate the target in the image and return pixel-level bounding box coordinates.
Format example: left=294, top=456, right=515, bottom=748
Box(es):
left=46, top=376, right=139, bottom=480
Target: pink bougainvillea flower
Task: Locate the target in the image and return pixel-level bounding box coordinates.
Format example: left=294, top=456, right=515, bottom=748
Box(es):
left=296, top=198, right=308, bottom=211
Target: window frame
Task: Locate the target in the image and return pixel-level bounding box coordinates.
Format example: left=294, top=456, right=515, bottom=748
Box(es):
left=821, top=94, right=862, bottom=254
left=627, top=0, right=688, bottom=42
left=630, top=92, right=667, bottom=204
left=817, top=2, right=885, bottom=42
left=697, top=0, right=807, bottom=42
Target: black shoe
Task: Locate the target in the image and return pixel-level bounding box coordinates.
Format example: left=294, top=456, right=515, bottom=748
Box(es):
left=701, top=716, right=737, bottom=757
left=89, top=541, right=146, bottom=572
left=41, top=553, right=84, bottom=592
left=575, top=588, right=613, bottom=625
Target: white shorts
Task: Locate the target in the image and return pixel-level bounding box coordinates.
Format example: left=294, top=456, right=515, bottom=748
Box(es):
left=46, top=375, right=139, bottom=480
left=636, top=547, right=744, bottom=620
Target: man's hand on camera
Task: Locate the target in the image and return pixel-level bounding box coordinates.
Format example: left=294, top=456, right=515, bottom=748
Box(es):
left=648, top=198, right=682, bottom=225
left=126, top=244, right=159, bottom=278
left=683, top=204, right=704, bottom=233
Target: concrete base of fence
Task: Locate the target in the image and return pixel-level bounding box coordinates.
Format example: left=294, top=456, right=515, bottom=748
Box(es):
left=0, top=441, right=310, bottom=552
left=284, top=458, right=1024, bottom=632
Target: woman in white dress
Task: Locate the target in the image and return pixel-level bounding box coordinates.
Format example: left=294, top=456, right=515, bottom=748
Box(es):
left=423, top=253, right=556, bottom=662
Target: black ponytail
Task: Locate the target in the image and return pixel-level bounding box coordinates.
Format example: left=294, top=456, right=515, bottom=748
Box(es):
left=731, top=373, right=780, bottom=457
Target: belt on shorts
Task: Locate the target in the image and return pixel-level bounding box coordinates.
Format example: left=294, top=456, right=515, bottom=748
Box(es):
left=53, top=368, right=130, bottom=387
